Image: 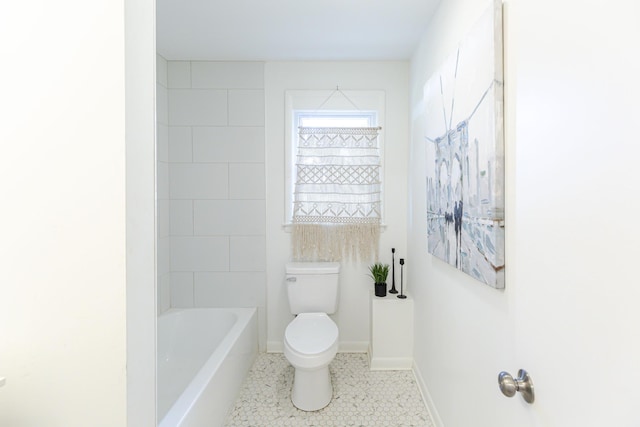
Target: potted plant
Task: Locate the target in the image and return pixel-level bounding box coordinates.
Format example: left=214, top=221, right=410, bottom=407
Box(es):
left=369, top=262, right=390, bottom=297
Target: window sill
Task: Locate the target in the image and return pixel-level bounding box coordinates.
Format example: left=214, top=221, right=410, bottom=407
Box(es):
left=281, top=223, right=388, bottom=233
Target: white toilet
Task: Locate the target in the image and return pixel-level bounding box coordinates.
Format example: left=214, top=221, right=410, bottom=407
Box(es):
left=284, top=262, right=340, bottom=411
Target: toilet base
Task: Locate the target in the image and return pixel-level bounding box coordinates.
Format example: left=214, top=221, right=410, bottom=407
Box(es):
left=291, top=365, right=332, bottom=411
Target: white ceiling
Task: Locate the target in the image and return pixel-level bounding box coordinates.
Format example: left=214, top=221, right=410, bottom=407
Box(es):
left=156, top=0, right=442, bottom=61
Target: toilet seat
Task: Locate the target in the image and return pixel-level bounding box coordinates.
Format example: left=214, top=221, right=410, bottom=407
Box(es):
left=284, top=313, right=338, bottom=369
left=285, top=313, right=338, bottom=354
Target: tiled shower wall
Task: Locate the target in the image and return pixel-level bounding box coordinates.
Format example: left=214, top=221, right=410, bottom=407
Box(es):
left=160, top=61, right=266, bottom=334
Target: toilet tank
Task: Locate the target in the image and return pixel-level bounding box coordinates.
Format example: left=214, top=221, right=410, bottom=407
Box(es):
left=285, top=262, right=340, bottom=315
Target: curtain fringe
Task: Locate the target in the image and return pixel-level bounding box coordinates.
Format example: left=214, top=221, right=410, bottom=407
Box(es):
left=291, top=223, right=380, bottom=262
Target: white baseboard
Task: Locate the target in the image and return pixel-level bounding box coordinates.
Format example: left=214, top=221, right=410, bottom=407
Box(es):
left=338, top=341, right=369, bottom=353
left=412, top=362, right=444, bottom=427
left=266, top=341, right=283, bottom=353
left=369, top=355, right=413, bottom=370
left=368, top=343, right=413, bottom=370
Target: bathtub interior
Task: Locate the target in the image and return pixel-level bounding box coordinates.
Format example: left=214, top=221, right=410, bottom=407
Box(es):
left=157, top=308, right=258, bottom=426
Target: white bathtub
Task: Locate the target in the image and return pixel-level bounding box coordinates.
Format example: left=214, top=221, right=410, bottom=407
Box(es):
left=157, top=308, right=258, bottom=427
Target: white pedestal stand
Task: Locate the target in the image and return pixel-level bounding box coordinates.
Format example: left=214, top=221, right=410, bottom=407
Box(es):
left=368, top=291, right=414, bottom=370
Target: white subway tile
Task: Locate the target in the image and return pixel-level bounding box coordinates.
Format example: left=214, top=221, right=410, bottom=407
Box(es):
left=170, top=236, right=229, bottom=272
left=230, top=236, right=266, bottom=271
left=192, top=127, right=264, bottom=163
left=156, top=54, right=168, bottom=87
left=193, top=200, right=265, bottom=236
left=228, top=90, right=264, bottom=126
left=170, top=200, right=193, bottom=236
left=168, top=89, right=227, bottom=126
left=170, top=272, right=194, bottom=307
left=169, top=163, right=228, bottom=199
left=168, top=126, right=192, bottom=163
left=229, top=163, right=265, bottom=199
left=156, top=84, right=169, bottom=125
left=167, top=61, right=191, bottom=88
left=191, top=62, right=264, bottom=89
left=157, top=123, right=169, bottom=162
left=193, top=272, right=266, bottom=307
left=157, top=161, right=169, bottom=200
left=158, top=199, right=170, bottom=238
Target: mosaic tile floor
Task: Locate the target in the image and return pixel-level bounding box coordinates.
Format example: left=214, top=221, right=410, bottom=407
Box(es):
left=224, top=353, right=434, bottom=427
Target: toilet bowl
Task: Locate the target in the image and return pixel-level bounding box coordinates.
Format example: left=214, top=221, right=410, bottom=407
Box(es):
left=284, top=312, right=339, bottom=411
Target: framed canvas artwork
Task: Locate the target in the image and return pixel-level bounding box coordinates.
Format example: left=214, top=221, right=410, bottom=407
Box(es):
left=424, top=0, right=505, bottom=288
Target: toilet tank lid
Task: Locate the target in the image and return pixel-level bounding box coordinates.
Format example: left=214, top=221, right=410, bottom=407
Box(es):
left=285, top=262, right=340, bottom=274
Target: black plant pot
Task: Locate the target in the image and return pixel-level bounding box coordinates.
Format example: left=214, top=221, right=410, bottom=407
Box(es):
left=374, top=282, right=387, bottom=297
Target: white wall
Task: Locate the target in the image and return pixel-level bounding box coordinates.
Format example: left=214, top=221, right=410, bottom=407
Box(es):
left=0, top=0, right=133, bottom=425
left=125, top=0, right=157, bottom=423
left=164, top=61, right=267, bottom=345
left=409, top=0, right=640, bottom=425
left=408, top=2, right=514, bottom=425
left=265, top=62, right=409, bottom=351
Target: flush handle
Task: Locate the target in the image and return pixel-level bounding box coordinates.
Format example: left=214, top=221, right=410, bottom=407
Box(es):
left=286, top=276, right=297, bottom=282
left=498, top=369, right=535, bottom=404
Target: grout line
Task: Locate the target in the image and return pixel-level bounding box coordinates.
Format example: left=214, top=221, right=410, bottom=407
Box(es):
left=190, top=125, right=194, bottom=163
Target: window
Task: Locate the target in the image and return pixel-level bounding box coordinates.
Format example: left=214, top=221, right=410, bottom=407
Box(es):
left=297, top=112, right=374, bottom=128
left=285, top=90, right=385, bottom=261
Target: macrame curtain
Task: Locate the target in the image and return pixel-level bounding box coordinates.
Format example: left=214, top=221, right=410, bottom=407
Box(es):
left=292, top=126, right=382, bottom=261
